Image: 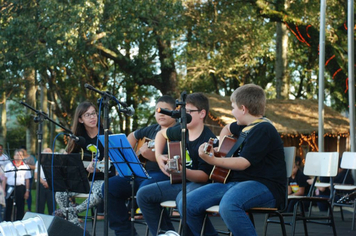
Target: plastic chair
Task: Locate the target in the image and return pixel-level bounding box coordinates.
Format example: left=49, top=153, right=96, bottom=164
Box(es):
left=332, top=151, right=356, bottom=230
left=247, top=146, right=296, bottom=236
left=156, top=200, right=181, bottom=236
left=288, top=152, right=339, bottom=236
left=200, top=146, right=296, bottom=236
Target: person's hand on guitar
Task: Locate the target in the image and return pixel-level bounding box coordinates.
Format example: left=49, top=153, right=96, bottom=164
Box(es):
left=86, top=160, right=96, bottom=173
left=164, top=155, right=181, bottom=175
left=198, top=142, right=216, bottom=165
left=156, top=154, right=170, bottom=176
left=138, top=142, right=155, bottom=162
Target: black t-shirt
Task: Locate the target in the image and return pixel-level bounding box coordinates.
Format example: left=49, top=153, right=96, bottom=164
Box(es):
left=166, top=125, right=217, bottom=176
left=228, top=121, right=286, bottom=208
left=134, top=123, right=178, bottom=172
left=289, top=169, right=310, bottom=195
left=77, top=129, right=115, bottom=180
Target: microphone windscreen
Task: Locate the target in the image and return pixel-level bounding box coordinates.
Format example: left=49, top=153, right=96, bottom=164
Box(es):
left=186, top=114, right=192, bottom=124
left=75, top=136, right=86, bottom=148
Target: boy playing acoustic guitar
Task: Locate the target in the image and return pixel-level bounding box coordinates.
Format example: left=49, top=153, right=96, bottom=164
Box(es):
left=103, top=95, right=177, bottom=236
left=136, top=92, right=218, bottom=235
left=185, top=84, right=286, bottom=236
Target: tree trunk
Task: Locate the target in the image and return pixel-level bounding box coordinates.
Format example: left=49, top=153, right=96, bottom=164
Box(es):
left=0, top=91, right=6, bottom=146
left=24, top=69, right=37, bottom=155
left=40, top=81, right=49, bottom=149
left=275, top=0, right=289, bottom=99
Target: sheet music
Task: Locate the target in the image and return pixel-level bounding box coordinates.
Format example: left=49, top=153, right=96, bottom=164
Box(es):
left=98, top=134, right=150, bottom=179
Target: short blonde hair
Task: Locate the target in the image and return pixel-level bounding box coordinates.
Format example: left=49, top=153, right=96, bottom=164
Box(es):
left=230, top=84, right=266, bottom=116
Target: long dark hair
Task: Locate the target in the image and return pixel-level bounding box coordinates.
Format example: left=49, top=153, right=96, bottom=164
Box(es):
left=66, top=101, right=101, bottom=153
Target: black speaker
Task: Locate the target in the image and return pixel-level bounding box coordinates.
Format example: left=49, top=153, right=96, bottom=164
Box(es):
left=22, top=212, right=91, bottom=236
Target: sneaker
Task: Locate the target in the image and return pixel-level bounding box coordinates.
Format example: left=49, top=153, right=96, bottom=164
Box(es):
left=337, top=191, right=356, bottom=204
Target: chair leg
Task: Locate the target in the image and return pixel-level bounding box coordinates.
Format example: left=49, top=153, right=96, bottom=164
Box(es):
left=292, top=201, right=308, bottom=236
left=352, top=203, right=356, bottom=231
left=92, top=207, right=97, bottom=236
left=327, top=202, right=337, bottom=236
left=262, top=213, right=270, bottom=236
left=248, top=212, right=255, bottom=226
left=145, top=224, right=150, bottom=236
left=276, top=213, right=287, bottom=236
left=339, top=206, right=345, bottom=221
left=300, top=201, right=309, bottom=236
left=200, top=213, right=208, bottom=236
left=156, top=208, right=165, bottom=236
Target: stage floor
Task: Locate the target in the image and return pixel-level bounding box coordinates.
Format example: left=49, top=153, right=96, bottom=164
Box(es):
left=88, top=206, right=355, bottom=236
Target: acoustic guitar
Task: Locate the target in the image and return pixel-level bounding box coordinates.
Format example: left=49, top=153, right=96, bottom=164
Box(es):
left=135, top=137, right=155, bottom=166
left=167, top=141, right=183, bottom=184
left=204, top=136, right=237, bottom=184
left=96, top=159, right=112, bottom=173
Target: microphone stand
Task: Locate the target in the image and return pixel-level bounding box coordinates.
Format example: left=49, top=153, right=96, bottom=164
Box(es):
left=9, top=159, right=18, bottom=222
left=20, top=101, right=75, bottom=214
left=176, top=91, right=188, bottom=235
left=85, top=83, right=129, bottom=236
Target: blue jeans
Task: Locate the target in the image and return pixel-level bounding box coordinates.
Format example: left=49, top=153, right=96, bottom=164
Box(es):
left=183, top=181, right=276, bottom=236
left=136, top=180, right=206, bottom=236
left=102, top=171, right=168, bottom=236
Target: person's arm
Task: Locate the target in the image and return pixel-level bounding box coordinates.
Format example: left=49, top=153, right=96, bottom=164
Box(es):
left=198, top=143, right=251, bottom=170
left=219, top=124, right=232, bottom=140
left=290, top=186, right=305, bottom=196
left=185, top=169, right=209, bottom=183
left=288, top=185, right=293, bottom=195
left=155, top=129, right=170, bottom=176
left=129, top=131, right=156, bottom=162
left=307, top=177, right=326, bottom=192
left=127, top=132, right=137, bottom=148
left=24, top=178, right=30, bottom=199
left=2, top=177, right=7, bottom=191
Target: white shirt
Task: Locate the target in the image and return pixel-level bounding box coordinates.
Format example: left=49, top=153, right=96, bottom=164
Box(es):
left=4, top=162, right=32, bottom=186
left=34, top=162, right=46, bottom=181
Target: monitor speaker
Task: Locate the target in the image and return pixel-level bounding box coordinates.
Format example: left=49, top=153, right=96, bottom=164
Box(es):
left=22, top=212, right=91, bottom=236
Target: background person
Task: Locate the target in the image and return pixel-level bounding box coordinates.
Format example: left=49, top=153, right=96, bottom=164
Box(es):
left=0, top=144, right=10, bottom=170
left=35, top=147, right=55, bottom=215
left=287, top=156, right=310, bottom=212
left=20, top=146, right=36, bottom=212
left=3, top=149, right=31, bottom=221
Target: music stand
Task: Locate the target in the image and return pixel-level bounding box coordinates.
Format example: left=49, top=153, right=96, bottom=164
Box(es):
left=40, top=153, right=90, bottom=220
left=98, top=134, right=150, bottom=236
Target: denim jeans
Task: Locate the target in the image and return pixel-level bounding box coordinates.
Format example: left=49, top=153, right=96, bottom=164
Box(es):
left=183, top=181, right=276, bottom=236
left=136, top=180, right=205, bottom=236
left=102, top=171, right=168, bottom=236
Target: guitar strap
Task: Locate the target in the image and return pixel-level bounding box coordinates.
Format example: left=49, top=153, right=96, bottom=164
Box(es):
left=225, top=117, right=272, bottom=157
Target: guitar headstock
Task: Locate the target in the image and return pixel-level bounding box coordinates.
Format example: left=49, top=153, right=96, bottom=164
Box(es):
left=204, top=137, right=217, bottom=156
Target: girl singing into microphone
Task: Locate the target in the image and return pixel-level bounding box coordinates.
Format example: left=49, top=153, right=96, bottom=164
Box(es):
left=54, top=101, right=114, bottom=227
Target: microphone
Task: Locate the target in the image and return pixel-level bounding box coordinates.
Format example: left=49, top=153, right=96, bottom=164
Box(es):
left=68, top=134, right=86, bottom=148
left=157, top=108, right=192, bottom=124
left=120, top=106, right=135, bottom=116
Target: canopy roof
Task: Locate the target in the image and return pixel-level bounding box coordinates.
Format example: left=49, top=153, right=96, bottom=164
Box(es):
left=206, top=93, right=350, bottom=135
